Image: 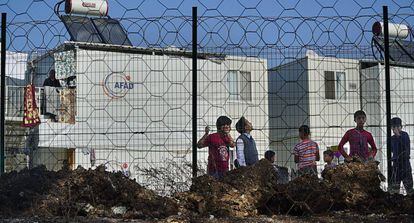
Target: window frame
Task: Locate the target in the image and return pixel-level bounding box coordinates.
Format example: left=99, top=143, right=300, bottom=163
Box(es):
left=226, top=70, right=253, bottom=102
left=324, top=70, right=347, bottom=101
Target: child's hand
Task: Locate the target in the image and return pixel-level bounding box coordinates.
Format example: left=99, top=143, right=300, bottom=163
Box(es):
left=205, top=126, right=210, bottom=135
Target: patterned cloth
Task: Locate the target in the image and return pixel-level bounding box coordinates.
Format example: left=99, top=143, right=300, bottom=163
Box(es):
left=54, top=50, right=76, bottom=80
left=293, top=139, right=319, bottom=169
left=22, top=84, right=41, bottom=127
left=338, top=128, right=377, bottom=161
left=59, top=88, right=76, bottom=124
left=205, top=133, right=232, bottom=175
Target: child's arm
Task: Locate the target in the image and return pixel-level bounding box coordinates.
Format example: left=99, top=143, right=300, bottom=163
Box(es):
left=197, top=126, right=210, bottom=148
left=228, top=134, right=235, bottom=148
left=338, top=131, right=352, bottom=161
left=293, top=145, right=299, bottom=163
left=367, top=133, right=377, bottom=158
left=404, top=132, right=410, bottom=157
left=236, top=138, right=246, bottom=166
left=223, top=133, right=235, bottom=148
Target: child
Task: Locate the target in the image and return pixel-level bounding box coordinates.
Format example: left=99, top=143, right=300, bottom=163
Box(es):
left=265, top=150, right=276, bottom=163
left=197, top=116, right=235, bottom=179
left=235, top=117, right=259, bottom=167
left=338, top=110, right=377, bottom=162
left=323, top=150, right=336, bottom=170
left=293, top=125, right=320, bottom=176
left=390, top=117, right=413, bottom=195
left=265, top=150, right=289, bottom=184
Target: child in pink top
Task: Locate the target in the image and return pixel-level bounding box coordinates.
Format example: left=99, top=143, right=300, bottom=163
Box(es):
left=338, top=110, right=377, bottom=162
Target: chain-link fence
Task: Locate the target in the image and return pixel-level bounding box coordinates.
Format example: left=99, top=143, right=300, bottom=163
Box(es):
left=1, top=0, right=414, bottom=205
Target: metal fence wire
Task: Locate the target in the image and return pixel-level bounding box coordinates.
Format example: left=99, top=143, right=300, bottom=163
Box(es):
left=0, top=0, right=414, bottom=201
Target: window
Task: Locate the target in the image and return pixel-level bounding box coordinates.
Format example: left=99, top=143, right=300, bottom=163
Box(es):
left=227, top=70, right=252, bottom=102
left=325, top=71, right=346, bottom=100
left=336, top=72, right=346, bottom=100
left=325, top=71, right=335, bottom=99
left=227, top=70, right=239, bottom=100
left=240, top=71, right=252, bottom=101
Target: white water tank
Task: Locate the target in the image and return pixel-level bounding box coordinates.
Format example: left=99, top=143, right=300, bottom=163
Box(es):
left=65, top=0, right=108, bottom=17
left=372, top=21, right=410, bottom=39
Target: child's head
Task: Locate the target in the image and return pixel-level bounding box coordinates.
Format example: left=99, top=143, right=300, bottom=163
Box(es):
left=354, top=110, right=367, bottom=128
left=323, top=150, right=334, bottom=163
left=299, top=125, right=311, bottom=140
left=264, top=150, right=276, bottom=163
left=391, top=117, right=402, bottom=135
left=216, top=116, right=232, bottom=134
left=236, top=116, right=253, bottom=134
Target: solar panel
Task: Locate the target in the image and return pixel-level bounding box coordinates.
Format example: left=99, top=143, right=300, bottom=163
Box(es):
left=373, top=37, right=414, bottom=64
left=61, top=15, right=103, bottom=43
left=92, top=18, right=132, bottom=46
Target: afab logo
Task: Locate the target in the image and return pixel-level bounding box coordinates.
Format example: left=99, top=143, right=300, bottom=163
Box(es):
left=102, top=73, right=134, bottom=99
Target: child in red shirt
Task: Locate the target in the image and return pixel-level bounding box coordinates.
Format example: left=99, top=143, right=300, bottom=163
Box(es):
left=197, top=116, right=235, bottom=179
left=338, top=110, right=377, bottom=162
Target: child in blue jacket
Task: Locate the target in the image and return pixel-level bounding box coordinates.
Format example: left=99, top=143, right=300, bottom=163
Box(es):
left=390, top=117, right=413, bottom=195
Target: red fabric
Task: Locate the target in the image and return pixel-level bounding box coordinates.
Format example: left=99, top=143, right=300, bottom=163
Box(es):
left=338, top=128, right=377, bottom=160
left=22, top=84, right=41, bottom=127
left=205, top=133, right=231, bottom=174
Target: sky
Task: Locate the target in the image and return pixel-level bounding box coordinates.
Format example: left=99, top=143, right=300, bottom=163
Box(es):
left=0, top=0, right=413, bottom=59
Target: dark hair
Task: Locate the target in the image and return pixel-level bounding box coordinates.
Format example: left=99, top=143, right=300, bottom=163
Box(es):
left=264, top=150, right=276, bottom=161
left=354, top=110, right=366, bottom=119
left=299, top=125, right=310, bottom=135
left=323, top=150, right=334, bottom=157
left=391, top=117, right=402, bottom=127
left=236, top=116, right=247, bottom=134
left=216, top=116, right=232, bottom=130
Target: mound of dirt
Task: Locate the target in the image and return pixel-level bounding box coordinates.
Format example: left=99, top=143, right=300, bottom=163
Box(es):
left=265, top=175, right=339, bottom=215
left=322, top=160, right=385, bottom=208
left=0, top=165, right=178, bottom=219
left=1, top=159, right=412, bottom=221
left=266, top=160, right=413, bottom=216
left=176, top=159, right=278, bottom=217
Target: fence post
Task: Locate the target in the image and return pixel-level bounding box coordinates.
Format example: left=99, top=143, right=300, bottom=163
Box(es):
left=382, top=6, right=392, bottom=188
left=192, top=6, right=198, bottom=178
left=0, top=13, right=7, bottom=174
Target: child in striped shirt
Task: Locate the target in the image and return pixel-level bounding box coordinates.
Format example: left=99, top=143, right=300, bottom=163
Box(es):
left=293, top=125, right=320, bottom=176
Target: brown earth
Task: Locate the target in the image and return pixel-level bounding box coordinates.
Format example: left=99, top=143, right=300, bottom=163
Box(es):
left=0, top=165, right=178, bottom=219
left=0, top=159, right=413, bottom=221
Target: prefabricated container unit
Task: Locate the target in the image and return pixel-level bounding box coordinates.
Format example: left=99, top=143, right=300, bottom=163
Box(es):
left=269, top=54, right=374, bottom=174
left=30, top=42, right=269, bottom=182
left=361, top=61, right=414, bottom=185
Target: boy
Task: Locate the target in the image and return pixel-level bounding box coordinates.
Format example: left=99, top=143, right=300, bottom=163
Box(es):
left=265, top=150, right=289, bottom=184
left=323, top=150, right=336, bottom=170
left=235, top=117, right=259, bottom=167
left=197, top=116, right=235, bottom=179
left=293, top=125, right=320, bottom=176
left=338, top=110, right=377, bottom=162
left=390, top=117, right=413, bottom=195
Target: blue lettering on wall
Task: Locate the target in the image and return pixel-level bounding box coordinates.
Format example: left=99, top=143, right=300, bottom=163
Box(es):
left=114, top=82, right=134, bottom=89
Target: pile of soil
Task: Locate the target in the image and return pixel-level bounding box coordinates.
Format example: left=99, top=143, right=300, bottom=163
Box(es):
left=0, top=159, right=413, bottom=221
left=322, top=160, right=385, bottom=207
left=265, top=175, right=337, bottom=215
left=0, top=165, right=178, bottom=219
left=266, top=160, right=413, bottom=215
left=176, top=159, right=278, bottom=217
